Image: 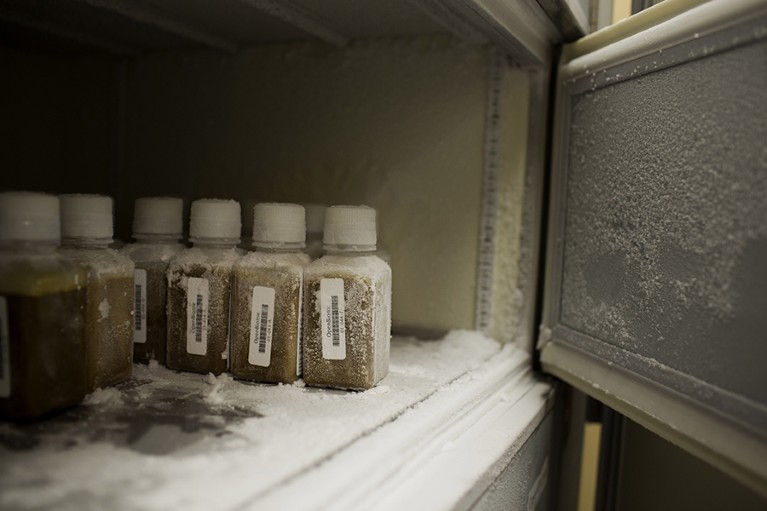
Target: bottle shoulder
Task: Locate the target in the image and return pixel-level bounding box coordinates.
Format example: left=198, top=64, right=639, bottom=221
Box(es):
left=0, top=252, right=85, bottom=296
left=121, top=242, right=185, bottom=264
left=59, top=246, right=134, bottom=276
left=169, top=246, right=244, bottom=271
left=236, top=251, right=310, bottom=269
left=305, top=254, right=391, bottom=280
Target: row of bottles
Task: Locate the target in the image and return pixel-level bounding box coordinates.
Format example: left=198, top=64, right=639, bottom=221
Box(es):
left=159, top=200, right=391, bottom=390
left=0, top=191, right=391, bottom=421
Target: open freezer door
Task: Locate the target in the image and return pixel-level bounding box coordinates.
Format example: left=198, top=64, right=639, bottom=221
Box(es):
left=539, top=0, right=767, bottom=497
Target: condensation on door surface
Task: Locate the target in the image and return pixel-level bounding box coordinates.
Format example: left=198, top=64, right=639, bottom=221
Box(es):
left=561, top=39, right=767, bottom=407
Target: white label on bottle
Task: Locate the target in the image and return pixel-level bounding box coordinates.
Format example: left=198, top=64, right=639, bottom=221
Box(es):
left=133, top=269, right=147, bottom=344
left=249, top=286, right=275, bottom=367
left=296, top=276, right=303, bottom=376
left=0, top=296, right=10, bottom=398
left=320, top=278, right=346, bottom=360
left=186, top=277, right=209, bottom=356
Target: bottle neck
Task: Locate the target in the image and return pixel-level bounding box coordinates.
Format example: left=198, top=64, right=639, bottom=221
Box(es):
left=324, top=243, right=377, bottom=255
left=191, top=237, right=239, bottom=248
left=133, top=233, right=183, bottom=244
left=253, top=241, right=304, bottom=253
left=61, top=237, right=112, bottom=249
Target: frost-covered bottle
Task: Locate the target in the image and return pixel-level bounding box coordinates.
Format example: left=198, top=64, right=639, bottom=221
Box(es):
left=0, top=192, right=87, bottom=420
left=121, top=197, right=185, bottom=365
left=167, top=199, right=244, bottom=375
left=303, top=206, right=392, bottom=390
left=303, top=203, right=326, bottom=260
left=231, top=203, right=310, bottom=383
left=59, top=194, right=134, bottom=391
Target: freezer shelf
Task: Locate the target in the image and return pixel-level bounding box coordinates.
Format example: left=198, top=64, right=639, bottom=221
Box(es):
left=0, top=332, right=552, bottom=511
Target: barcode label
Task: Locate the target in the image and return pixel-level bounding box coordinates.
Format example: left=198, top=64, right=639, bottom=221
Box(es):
left=0, top=296, right=9, bottom=398
left=133, top=269, right=147, bottom=344
left=331, top=297, right=340, bottom=344
left=320, top=278, right=346, bottom=360
left=186, top=277, right=209, bottom=355
left=248, top=286, right=274, bottom=367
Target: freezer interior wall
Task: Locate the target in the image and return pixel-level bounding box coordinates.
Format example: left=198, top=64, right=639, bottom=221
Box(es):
left=2, top=36, right=535, bottom=341
left=2, top=48, right=115, bottom=194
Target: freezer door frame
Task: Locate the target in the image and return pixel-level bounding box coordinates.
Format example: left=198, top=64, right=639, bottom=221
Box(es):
left=539, top=0, right=767, bottom=497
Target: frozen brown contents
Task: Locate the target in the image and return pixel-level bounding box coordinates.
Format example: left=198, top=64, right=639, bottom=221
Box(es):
left=85, top=272, right=134, bottom=389
left=121, top=242, right=183, bottom=365
left=303, top=255, right=391, bottom=390
left=134, top=261, right=170, bottom=364
left=0, top=259, right=87, bottom=421
left=167, top=248, right=242, bottom=375
left=230, top=252, right=308, bottom=383
left=60, top=248, right=134, bottom=391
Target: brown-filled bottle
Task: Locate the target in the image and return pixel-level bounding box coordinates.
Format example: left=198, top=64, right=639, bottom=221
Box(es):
left=0, top=192, right=87, bottom=421
left=59, top=194, right=134, bottom=391
left=121, top=197, right=185, bottom=365
left=167, top=199, right=243, bottom=375
left=231, top=203, right=309, bottom=384
left=303, top=206, right=392, bottom=390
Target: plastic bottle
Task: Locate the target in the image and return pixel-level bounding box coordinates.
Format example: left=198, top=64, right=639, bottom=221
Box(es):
left=59, top=194, right=134, bottom=391
left=231, top=203, right=310, bottom=383
left=121, top=197, right=185, bottom=365
left=303, top=206, right=392, bottom=390
left=167, top=199, right=244, bottom=375
left=0, top=192, right=88, bottom=420
left=303, top=203, right=326, bottom=260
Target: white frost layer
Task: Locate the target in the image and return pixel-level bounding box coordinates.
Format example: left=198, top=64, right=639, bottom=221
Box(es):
left=0, top=331, right=500, bottom=511
left=120, top=242, right=185, bottom=265
left=59, top=246, right=134, bottom=278
left=304, top=253, right=391, bottom=281
left=236, top=250, right=311, bottom=269
left=97, top=298, right=110, bottom=321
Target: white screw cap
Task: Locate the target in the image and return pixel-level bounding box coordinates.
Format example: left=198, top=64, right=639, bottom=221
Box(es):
left=190, top=199, right=241, bottom=240
left=132, top=197, right=183, bottom=237
left=0, top=191, right=60, bottom=242
left=252, top=203, right=305, bottom=247
left=60, top=194, right=113, bottom=240
left=303, top=203, right=326, bottom=235
left=323, top=205, right=377, bottom=248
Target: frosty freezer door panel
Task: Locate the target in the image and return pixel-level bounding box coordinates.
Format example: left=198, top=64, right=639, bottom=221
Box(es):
left=539, top=0, right=767, bottom=496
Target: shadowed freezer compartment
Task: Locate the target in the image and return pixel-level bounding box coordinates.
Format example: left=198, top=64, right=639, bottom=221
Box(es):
left=0, top=1, right=557, bottom=509
left=3, top=37, right=542, bottom=344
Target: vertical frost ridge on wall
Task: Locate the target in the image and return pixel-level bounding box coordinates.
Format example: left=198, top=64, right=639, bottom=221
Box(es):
left=475, top=48, right=506, bottom=336
left=476, top=49, right=531, bottom=344
left=491, top=65, right=530, bottom=346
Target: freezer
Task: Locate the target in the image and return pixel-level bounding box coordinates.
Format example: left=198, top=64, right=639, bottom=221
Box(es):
left=1, top=0, right=766, bottom=509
